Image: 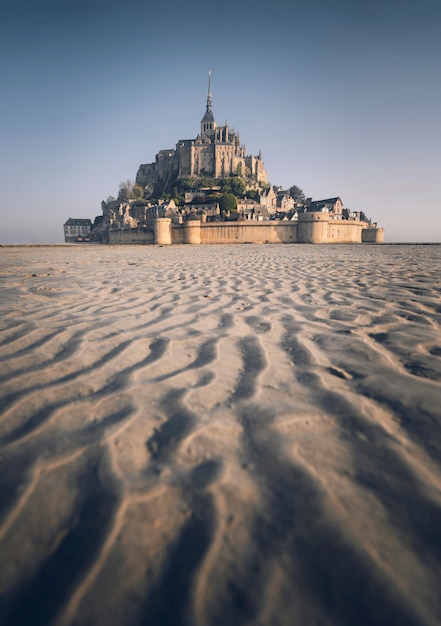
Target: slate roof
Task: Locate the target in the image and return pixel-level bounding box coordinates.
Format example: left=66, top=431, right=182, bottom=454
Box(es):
left=307, top=197, right=342, bottom=211
left=64, top=218, right=92, bottom=226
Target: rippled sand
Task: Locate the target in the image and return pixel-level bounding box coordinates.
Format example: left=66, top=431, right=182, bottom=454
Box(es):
left=0, top=243, right=440, bottom=626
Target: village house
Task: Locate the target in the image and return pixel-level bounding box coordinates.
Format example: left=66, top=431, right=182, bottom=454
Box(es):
left=258, top=186, right=278, bottom=213
left=63, top=218, right=92, bottom=242
left=277, top=192, right=295, bottom=212
left=305, top=197, right=344, bottom=219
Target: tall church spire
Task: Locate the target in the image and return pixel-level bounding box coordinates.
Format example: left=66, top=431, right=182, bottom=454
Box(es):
left=201, top=70, right=216, bottom=135
left=207, top=70, right=213, bottom=113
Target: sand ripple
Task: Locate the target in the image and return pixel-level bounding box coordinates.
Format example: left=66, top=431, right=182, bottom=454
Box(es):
left=0, top=244, right=440, bottom=626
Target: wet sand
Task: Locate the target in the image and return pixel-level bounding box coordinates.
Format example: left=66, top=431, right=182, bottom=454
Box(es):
left=0, top=243, right=440, bottom=626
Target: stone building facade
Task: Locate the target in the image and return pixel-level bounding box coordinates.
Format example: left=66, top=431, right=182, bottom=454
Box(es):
left=136, top=76, right=268, bottom=193
left=63, top=218, right=92, bottom=242
left=306, top=197, right=343, bottom=219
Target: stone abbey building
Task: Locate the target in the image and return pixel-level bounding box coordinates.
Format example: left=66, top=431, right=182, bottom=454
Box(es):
left=136, top=74, right=267, bottom=195
left=64, top=76, right=384, bottom=245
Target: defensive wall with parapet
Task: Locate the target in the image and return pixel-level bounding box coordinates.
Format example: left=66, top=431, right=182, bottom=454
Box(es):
left=108, top=212, right=384, bottom=245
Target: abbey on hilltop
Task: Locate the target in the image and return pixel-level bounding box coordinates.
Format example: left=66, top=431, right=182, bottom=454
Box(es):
left=66, top=75, right=384, bottom=245
left=136, top=72, right=267, bottom=196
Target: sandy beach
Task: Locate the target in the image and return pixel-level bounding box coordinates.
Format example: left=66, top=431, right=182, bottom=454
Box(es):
left=0, top=243, right=440, bottom=626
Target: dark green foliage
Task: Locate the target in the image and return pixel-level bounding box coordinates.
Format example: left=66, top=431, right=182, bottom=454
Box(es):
left=147, top=174, right=266, bottom=206
left=230, top=178, right=246, bottom=197
left=246, top=189, right=258, bottom=200
left=178, top=177, right=195, bottom=190
left=199, top=177, right=217, bottom=188
left=220, top=177, right=246, bottom=197
left=289, top=185, right=306, bottom=202
left=206, top=192, right=222, bottom=202
left=219, top=193, right=237, bottom=213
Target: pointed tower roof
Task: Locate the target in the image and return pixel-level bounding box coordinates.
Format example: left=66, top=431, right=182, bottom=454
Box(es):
left=201, top=70, right=215, bottom=124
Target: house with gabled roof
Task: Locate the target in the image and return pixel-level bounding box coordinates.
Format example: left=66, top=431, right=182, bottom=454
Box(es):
left=306, top=197, right=343, bottom=219
left=258, top=186, right=277, bottom=213
left=277, top=192, right=295, bottom=212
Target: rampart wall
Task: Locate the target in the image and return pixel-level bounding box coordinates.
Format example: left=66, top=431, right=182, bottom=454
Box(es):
left=362, top=227, right=385, bottom=244
left=327, top=220, right=366, bottom=243
left=108, top=228, right=154, bottom=245
left=185, top=221, right=298, bottom=245
left=107, top=213, right=383, bottom=245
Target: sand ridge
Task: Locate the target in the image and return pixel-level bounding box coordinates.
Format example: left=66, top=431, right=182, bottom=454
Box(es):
left=0, top=243, right=440, bottom=626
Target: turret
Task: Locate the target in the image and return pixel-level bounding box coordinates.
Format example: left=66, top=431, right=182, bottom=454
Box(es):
left=297, top=211, right=330, bottom=243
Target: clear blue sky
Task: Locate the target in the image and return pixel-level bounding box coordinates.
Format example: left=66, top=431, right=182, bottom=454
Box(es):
left=1, top=0, right=440, bottom=243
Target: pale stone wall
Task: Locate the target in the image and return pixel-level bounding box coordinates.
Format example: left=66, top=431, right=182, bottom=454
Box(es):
left=297, top=212, right=329, bottom=243
left=108, top=229, right=154, bottom=245
left=170, top=221, right=298, bottom=245
left=154, top=218, right=172, bottom=245
left=327, top=220, right=365, bottom=243
left=107, top=219, right=383, bottom=245
left=184, top=221, right=202, bottom=244
left=171, top=225, right=185, bottom=244
left=362, top=227, right=385, bottom=243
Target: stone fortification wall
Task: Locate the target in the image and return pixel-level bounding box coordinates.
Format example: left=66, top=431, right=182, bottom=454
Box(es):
left=108, top=229, right=154, bottom=245
left=171, top=225, right=186, bottom=245
left=154, top=219, right=172, bottom=245
left=297, top=212, right=329, bottom=243
left=327, top=220, right=366, bottom=243
left=296, top=212, right=367, bottom=244
left=106, top=217, right=383, bottom=245
left=362, top=227, right=385, bottom=244
left=199, top=221, right=298, bottom=244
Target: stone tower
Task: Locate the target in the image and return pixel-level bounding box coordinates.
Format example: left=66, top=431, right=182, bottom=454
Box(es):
left=201, top=72, right=216, bottom=136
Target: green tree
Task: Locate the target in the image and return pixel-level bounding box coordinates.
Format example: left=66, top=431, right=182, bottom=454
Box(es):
left=199, top=177, right=213, bottom=188
left=206, top=192, right=222, bottom=202
left=289, top=185, right=306, bottom=203
left=178, top=177, right=195, bottom=190
left=246, top=189, right=258, bottom=200
left=173, top=195, right=185, bottom=206
left=220, top=177, right=244, bottom=194
left=220, top=179, right=232, bottom=194
left=230, top=177, right=246, bottom=197
left=219, top=193, right=237, bottom=213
